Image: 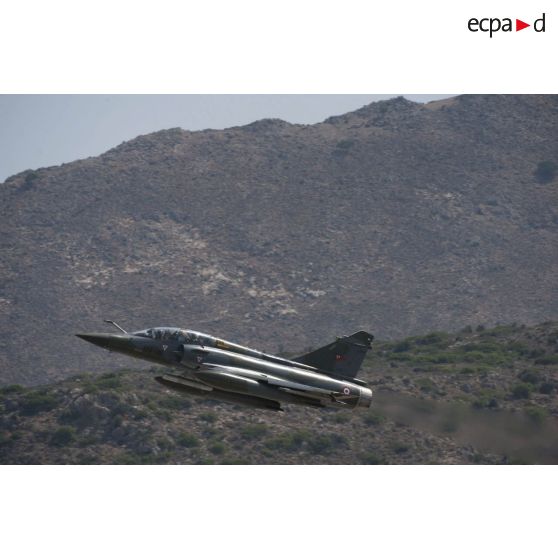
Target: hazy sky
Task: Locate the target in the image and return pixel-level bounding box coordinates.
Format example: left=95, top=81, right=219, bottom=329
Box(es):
left=0, top=94, right=452, bottom=182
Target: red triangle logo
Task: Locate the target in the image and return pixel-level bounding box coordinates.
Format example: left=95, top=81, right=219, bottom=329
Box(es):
left=516, top=19, right=530, bottom=31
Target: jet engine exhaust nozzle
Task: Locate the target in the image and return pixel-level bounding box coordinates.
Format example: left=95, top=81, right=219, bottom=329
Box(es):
left=358, top=387, right=373, bottom=408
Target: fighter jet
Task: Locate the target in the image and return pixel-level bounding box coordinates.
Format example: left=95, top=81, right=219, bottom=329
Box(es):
left=76, top=321, right=374, bottom=411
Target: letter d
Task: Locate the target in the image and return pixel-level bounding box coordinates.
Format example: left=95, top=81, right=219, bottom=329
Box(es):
left=534, top=13, right=545, bottom=32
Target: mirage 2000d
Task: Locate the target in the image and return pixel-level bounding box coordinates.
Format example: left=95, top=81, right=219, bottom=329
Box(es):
left=77, top=321, right=374, bottom=411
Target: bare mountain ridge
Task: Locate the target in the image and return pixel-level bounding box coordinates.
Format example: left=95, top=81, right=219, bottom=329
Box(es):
left=1, top=94, right=557, bottom=384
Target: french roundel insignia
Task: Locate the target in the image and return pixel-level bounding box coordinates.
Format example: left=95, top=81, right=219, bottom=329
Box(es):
left=343, top=387, right=351, bottom=395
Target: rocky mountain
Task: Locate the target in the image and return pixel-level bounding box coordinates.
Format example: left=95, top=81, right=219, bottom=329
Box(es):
left=1, top=95, right=557, bottom=385
left=2, top=323, right=557, bottom=464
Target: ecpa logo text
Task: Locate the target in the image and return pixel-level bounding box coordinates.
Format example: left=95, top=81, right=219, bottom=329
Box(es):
left=468, top=13, right=546, bottom=37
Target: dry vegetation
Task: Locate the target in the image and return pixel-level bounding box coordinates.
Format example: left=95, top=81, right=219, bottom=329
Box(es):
left=1, top=322, right=557, bottom=464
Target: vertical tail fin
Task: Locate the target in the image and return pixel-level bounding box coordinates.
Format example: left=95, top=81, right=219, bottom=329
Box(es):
left=293, top=331, right=374, bottom=379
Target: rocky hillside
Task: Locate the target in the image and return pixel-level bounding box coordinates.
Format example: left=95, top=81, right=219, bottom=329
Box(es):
left=1, top=323, right=557, bottom=464
left=1, top=95, right=557, bottom=385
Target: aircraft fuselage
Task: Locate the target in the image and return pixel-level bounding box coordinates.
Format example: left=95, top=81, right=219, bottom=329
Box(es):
left=76, top=326, right=373, bottom=411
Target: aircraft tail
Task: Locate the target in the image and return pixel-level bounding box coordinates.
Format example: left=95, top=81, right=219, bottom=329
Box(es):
left=293, top=331, right=374, bottom=379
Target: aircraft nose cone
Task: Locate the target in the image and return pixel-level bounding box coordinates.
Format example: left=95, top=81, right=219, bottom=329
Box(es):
left=76, top=333, right=112, bottom=349
left=75, top=333, right=132, bottom=352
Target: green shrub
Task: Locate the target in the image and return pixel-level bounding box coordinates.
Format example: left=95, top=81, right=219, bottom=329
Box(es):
left=461, top=342, right=501, bottom=354
left=423, top=352, right=456, bottom=364
left=534, top=160, right=557, bottom=184
left=525, top=406, right=548, bottom=425
left=471, top=453, right=484, bottom=464
left=414, top=332, right=449, bottom=346
left=417, top=378, right=436, bottom=393
left=0, top=430, right=11, bottom=447
left=506, top=341, right=530, bottom=355
left=25, top=170, right=39, bottom=181
left=0, top=384, right=25, bottom=395
left=156, top=437, right=175, bottom=451
left=388, top=353, right=412, bottom=362
left=20, top=171, right=39, bottom=191
left=77, top=434, right=99, bottom=447
left=198, top=411, right=217, bottom=423
left=159, top=395, right=191, bottom=411
left=95, top=372, right=122, bottom=390
left=208, top=441, right=226, bottom=455
left=153, top=408, right=172, bottom=422
left=81, top=382, right=99, bottom=395
left=336, top=139, right=355, bottom=150
left=392, top=340, right=411, bottom=353
left=461, top=351, right=507, bottom=365
left=539, top=382, right=555, bottom=395
left=534, top=355, right=558, bottom=365
left=528, top=349, right=546, bottom=359
left=20, top=391, right=59, bottom=415
left=307, top=433, right=346, bottom=455
left=50, top=426, right=76, bottom=447
left=472, top=398, right=490, bottom=409
left=132, top=407, right=149, bottom=420
left=518, top=370, right=539, bottom=384
left=10, top=430, right=22, bottom=441
left=306, top=434, right=334, bottom=455
left=363, top=410, right=386, bottom=426
left=391, top=443, right=409, bottom=454
left=76, top=453, right=98, bottom=465
left=239, top=423, right=268, bottom=440
left=329, top=412, right=350, bottom=424
left=265, top=430, right=309, bottom=452
left=511, top=383, right=532, bottom=399
left=360, top=452, right=385, bottom=464
left=110, top=414, right=124, bottom=428
left=177, top=432, right=199, bottom=448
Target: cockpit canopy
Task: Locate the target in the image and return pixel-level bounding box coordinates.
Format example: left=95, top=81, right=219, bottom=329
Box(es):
left=131, top=327, right=213, bottom=346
